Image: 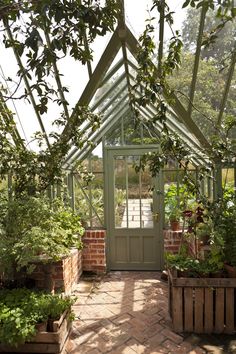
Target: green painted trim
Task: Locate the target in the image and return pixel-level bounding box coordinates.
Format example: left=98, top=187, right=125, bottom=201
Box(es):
left=63, top=84, right=128, bottom=165
left=91, top=72, right=126, bottom=111
left=68, top=104, right=130, bottom=167
left=74, top=175, right=104, bottom=225
left=105, top=146, right=164, bottom=270
left=60, top=27, right=122, bottom=142
left=68, top=173, right=75, bottom=211
left=125, top=26, right=212, bottom=151
left=99, top=58, right=124, bottom=87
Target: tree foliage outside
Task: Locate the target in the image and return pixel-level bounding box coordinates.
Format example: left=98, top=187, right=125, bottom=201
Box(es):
left=182, top=7, right=236, bottom=68
left=0, top=0, right=120, bottom=196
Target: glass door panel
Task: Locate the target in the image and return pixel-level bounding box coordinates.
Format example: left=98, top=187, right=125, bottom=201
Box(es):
left=114, top=155, right=154, bottom=229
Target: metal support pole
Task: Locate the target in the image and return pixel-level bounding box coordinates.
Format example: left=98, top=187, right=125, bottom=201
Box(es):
left=214, top=164, right=223, bottom=200
left=68, top=173, right=75, bottom=211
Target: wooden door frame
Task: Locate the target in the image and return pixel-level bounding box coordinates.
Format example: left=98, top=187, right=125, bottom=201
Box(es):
left=104, top=145, right=164, bottom=271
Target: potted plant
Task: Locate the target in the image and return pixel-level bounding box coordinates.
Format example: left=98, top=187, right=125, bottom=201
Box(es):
left=0, top=288, right=76, bottom=349
left=0, top=195, right=84, bottom=284
left=169, top=207, right=181, bottom=231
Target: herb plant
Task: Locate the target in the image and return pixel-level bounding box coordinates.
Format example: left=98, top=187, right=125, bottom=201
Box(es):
left=0, top=196, right=84, bottom=278
left=0, top=288, right=76, bottom=347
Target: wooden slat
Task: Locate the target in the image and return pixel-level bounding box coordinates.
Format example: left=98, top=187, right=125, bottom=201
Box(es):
left=225, top=288, right=234, bottom=333
left=0, top=343, right=60, bottom=353
left=172, top=287, right=183, bottom=332
left=33, top=331, right=59, bottom=344
left=194, top=288, right=204, bottom=333
left=172, top=277, right=236, bottom=288
left=184, top=287, right=193, bottom=332
left=52, top=310, right=68, bottom=332
left=204, top=288, right=214, bottom=333
left=168, top=274, right=173, bottom=317
left=215, top=288, right=225, bottom=333
left=59, top=320, right=71, bottom=352
left=0, top=315, right=71, bottom=353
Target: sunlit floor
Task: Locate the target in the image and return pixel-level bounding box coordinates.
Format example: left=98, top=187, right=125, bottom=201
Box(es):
left=65, top=272, right=236, bottom=354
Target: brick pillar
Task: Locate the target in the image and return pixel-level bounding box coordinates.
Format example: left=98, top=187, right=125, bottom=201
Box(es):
left=164, top=229, right=200, bottom=257
left=82, top=230, right=106, bottom=274
left=164, top=230, right=183, bottom=254
left=28, top=248, right=82, bottom=294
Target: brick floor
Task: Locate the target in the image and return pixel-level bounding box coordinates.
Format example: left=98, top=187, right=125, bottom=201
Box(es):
left=65, top=272, right=236, bottom=354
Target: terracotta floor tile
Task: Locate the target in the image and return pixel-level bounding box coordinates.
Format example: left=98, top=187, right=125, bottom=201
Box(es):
left=67, top=272, right=232, bottom=354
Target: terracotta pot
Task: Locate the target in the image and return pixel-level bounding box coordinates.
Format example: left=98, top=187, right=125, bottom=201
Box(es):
left=170, top=221, right=180, bottom=231
left=224, top=263, right=236, bottom=278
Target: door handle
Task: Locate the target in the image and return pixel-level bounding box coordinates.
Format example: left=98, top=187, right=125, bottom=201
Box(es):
left=152, top=213, right=159, bottom=222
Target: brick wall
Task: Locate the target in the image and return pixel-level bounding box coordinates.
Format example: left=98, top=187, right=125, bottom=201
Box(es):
left=28, top=248, right=82, bottom=294
left=164, top=229, right=201, bottom=257
left=164, top=230, right=183, bottom=254
left=82, top=230, right=106, bottom=274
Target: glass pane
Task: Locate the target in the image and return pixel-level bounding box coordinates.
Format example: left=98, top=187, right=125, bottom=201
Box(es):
left=114, top=156, right=127, bottom=228
left=74, top=181, right=91, bottom=227
left=105, top=122, right=122, bottom=146
left=114, top=155, right=154, bottom=229
left=142, top=124, right=159, bottom=144
left=90, top=173, right=104, bottom=228
left=123, top=117, right=142, bottom=145
left=141, top=169, right=153, bottom=228
left=222, top=168, right=235, bottom=198
left=128, top=156, right=141, bottom=228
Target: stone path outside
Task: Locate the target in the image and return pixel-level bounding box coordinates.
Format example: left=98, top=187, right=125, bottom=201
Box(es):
left=65, top=272, right=236, bottom=354
left=121, top=199, right=153, bottom=228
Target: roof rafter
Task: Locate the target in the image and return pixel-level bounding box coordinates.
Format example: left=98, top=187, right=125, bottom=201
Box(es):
left=59, top=26, right=122, bottom=145
left=124, top=24, right=212, bottom=152
left=64, top=86, right=129, bottom=164
left=99, top=58, right=124, bottom=88
left=69, top=106, right=131, bottom=168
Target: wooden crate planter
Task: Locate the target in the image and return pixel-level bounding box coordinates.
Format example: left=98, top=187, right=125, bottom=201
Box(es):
left=168, top=270, right=236, bottom=334
left=0, top=311, right=72, bottom=353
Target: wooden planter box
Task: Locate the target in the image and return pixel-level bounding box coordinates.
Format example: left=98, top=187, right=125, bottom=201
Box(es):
left=0, top=311, right=72, bottom=353
left=168, top=270, right=236, bottom=334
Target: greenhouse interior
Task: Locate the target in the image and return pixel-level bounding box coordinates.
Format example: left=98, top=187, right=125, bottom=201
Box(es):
left=0, top=0, right=236, bottom=353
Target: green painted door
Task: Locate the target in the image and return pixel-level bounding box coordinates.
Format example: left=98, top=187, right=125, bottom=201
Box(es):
left=106, top=147, right=163, bottom=270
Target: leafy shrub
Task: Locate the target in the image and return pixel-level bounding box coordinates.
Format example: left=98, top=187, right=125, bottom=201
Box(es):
left=0, top=196, right=84, bottom=277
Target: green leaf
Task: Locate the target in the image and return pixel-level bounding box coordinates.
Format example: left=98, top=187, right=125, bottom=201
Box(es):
left=182, top=0, right=191, bottom=8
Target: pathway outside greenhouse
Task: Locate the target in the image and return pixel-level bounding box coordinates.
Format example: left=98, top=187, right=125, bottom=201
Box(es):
left=65, top=272, right=236, bottom=354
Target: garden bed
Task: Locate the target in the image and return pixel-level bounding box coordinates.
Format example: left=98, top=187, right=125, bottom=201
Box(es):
left=168, top=269, right=236, bottom=334
left=0, top=310, right=71, bottom=353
